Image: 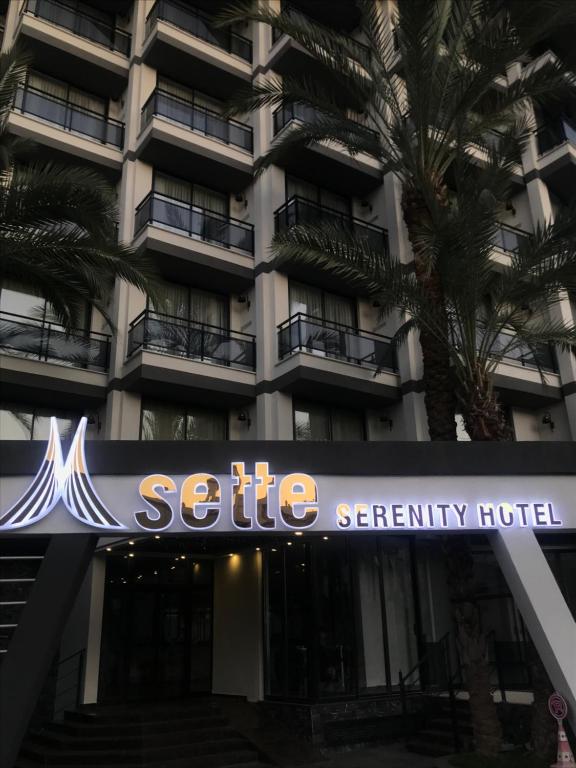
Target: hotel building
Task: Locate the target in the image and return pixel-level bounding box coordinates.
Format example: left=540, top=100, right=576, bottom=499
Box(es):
left=0, top=1, right=575, bottom=766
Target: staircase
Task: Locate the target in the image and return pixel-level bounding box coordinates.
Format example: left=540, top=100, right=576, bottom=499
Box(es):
left=407, top=696, right=473, bottom=757
left=0, top=538, right=48, bottom=663
left=16, top=700, right=272, bottom=768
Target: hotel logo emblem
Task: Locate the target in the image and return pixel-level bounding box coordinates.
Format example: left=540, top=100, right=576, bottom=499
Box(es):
left=0, top=417, right=125, bottom=531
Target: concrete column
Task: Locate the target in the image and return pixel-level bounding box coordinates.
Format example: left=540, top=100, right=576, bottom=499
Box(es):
left=83, top=554, right=107, bottom=704
left=491, top=529, right=576, bottom=731
left=2, top=0, right=23, bottom=51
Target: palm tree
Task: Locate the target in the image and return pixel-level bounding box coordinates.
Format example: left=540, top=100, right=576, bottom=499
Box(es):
left=217, top=0, right=576, bottom=439
left=265, top=165, right=576, bottom=754
left=0, top=48, right=153, bottom=330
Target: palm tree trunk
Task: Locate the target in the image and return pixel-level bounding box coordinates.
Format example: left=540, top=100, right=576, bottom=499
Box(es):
left=460, top=370, right=513, bottom=441
left=402, top=188, right=457, bottom=440
left=444, top=537, right=504, bottom=757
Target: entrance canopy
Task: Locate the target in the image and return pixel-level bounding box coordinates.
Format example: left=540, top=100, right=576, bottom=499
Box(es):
left=1, top=417, right=575, bottom=536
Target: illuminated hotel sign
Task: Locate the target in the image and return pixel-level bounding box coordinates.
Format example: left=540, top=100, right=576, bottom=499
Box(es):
left=0, top=418, right=571, bottom=535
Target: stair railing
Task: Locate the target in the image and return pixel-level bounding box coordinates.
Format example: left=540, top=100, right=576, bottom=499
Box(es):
left=53, top=648, right=86, bottom=719
left=399, top=632, right=462, bottom=753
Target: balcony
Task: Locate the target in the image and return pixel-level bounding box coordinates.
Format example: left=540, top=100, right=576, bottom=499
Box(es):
left=123, top=309, right=256, bottom=406
left=272, top=104, right=381, bottom=195
left=136, top=89, right=252, bottom=191
left=10, top=85, right=124, bottom=169
left=0, top=311, right=110, bottom=407
left=142, top=0, right=252, bottom=98
left=491, top=223, right=530, bottom=256
left=269, top=2, right=368, bottom=77
left=18, top=0, right=130, bottom=98
left=534, top=119, right=576, bottom=202
left=133, top=193, right=255, bottom=293
left=275, top=196, right=388, bottom=253
left=274, top=313, right=399, bottom=406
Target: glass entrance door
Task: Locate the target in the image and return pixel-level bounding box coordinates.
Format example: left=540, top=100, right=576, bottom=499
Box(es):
left=99, top=557, right=213, bottom=702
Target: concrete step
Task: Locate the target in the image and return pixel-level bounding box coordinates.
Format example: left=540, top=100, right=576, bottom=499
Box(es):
left=21, top=737, right=255, bottom=765
left=29, top=724, right=240, bottom=751
left=18, top=747, right=261, bottom=768
left=50, top=713, right=229, bottom=736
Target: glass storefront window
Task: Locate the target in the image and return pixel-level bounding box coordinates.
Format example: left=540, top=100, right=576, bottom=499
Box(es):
left=265, top=536, right=419, bottom=701
left=294, top=400, right=365, bottom=441
left=140, top=401, right=228, bottom=440
left=0, top=404, right=79, bottom=440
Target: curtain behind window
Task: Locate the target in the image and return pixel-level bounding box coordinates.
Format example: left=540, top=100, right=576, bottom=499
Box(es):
left=193, top=184, right=227, bottom=215
left=331, top=408, right=364, bottom=440
left=289, top=282, right=322, bottom=318
left=28, top=72, right=67, bottom=100
left=149, top=280, right=190, bottom=319
left=154, top=173, right=191, bottom=203
left=324, top=291, right=355, bottom=327
left=189, top=289, right=226, bottom=328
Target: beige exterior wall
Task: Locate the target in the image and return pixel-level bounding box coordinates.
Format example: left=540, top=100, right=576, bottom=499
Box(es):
left=0, top=0, right=573, bottom=444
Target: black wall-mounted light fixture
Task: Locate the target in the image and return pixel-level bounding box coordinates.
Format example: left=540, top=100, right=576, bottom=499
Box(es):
left=237, top=295, right=250, bottom=309
left=238, top=410, right=252, bottom=429
left=379, top=415, right=393, bottom=431
left=234, top=193, right=248, bottom=208
left=542, top=412, right=555, bottom=431
left=361, top=199, right=373, bottom=213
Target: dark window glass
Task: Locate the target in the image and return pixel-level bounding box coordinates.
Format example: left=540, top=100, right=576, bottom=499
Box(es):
left=140, top=401, right=227, bottom=440
left=294, top=401, right=365, bottom=441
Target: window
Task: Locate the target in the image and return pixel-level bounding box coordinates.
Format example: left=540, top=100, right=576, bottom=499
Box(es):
left=140, top=401, right=228, bottom=441
left=289, top=281, right=356, bottom=327
left=27, top=71, right=106, bottom=116
left=286, top=176, right=350, bottom=214
left=154, top=172, right=228, bottom=216
left=294, top=401, right=365, bottom=441
left=0, top=405, right=79, bottom=440
left=157, top=76, right=223, bottom=115
left=148, top=279, right=228, bottom=328
left=0, top=280, right=89, bottom=329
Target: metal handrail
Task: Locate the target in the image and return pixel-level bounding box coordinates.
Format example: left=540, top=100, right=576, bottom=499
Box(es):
left=14, top=85, right=125, bottom=147
left=275, top=195, right=388, bottom=245
left=277, top=311, right=392, bottom=341
left=53, top=648, right=85, bottom=717
left=141, top=88, right=253, bottom=151
left=399, top=632, right=462, bottom=753
left=145, top=0, right=252, bottom=62
left=0, top=310, right=111, bottom=371
left=127, top=309, right=256, bottom=371
left=271, top=1, right=370, bottom=65
left=24, top=0, right=131, bottom=55
left=272, top=101, right=378, bottom=139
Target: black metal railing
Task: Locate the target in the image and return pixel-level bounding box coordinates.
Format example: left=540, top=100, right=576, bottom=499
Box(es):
left=487, top=633, right=532, bottom=702
left=141, top=89, right=253, bottom=152
left=399, top=633, right=463, bottom=754
left=272, top=102, right=377, bottom=140
left=271, top=2, right=369, bottom=67
left=128, top=309, right=256, bottom=371
left=134, top=192, right=254, bottom=254
left=536, top=118, right=576, bottom=155
left=275, top=196, right=388, bottom=252
left=145, top=0, right=252, bottom=62
left=491, top=223, right=530, bottom=254
left=492, top=331, right=557, bottom=373
left=53, top=649, right=85, bottom=719
left=24, top=0, right=131, bottom=55
left=14, top=85, right=124, bottom=147
left=0, top=311, right=111, bottom=371
left=278, top=313, right=397, bottom=371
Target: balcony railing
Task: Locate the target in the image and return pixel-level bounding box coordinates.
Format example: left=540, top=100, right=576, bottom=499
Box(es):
left=135, top=192, right=254, bottom=254
left=275, top=196, right=388, bottom=252
left=278, top=313, right=397, bottom=371
left=271, top=2, right=369, bottom=67
left=272, top=102, right=377, bottom=141
left=145, top=0, right=252, bottom=62
left=492, top=331, right=557, bottom=373
left=0, top=311, right=110, bottom=371
left=24, top=0, right=131, bottom=55
left=14, top=85, right=124, bottom=147
left=491, top=223, right=530, bottom=254
left=141, top=89, right=253, bottom=152
left=536, top=118, right=576, bottom=155
left=128, top=309, right=256, bottom=371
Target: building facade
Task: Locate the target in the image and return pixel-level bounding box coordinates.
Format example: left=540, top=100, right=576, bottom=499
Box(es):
left=0, top=0, right=575, bottom=762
